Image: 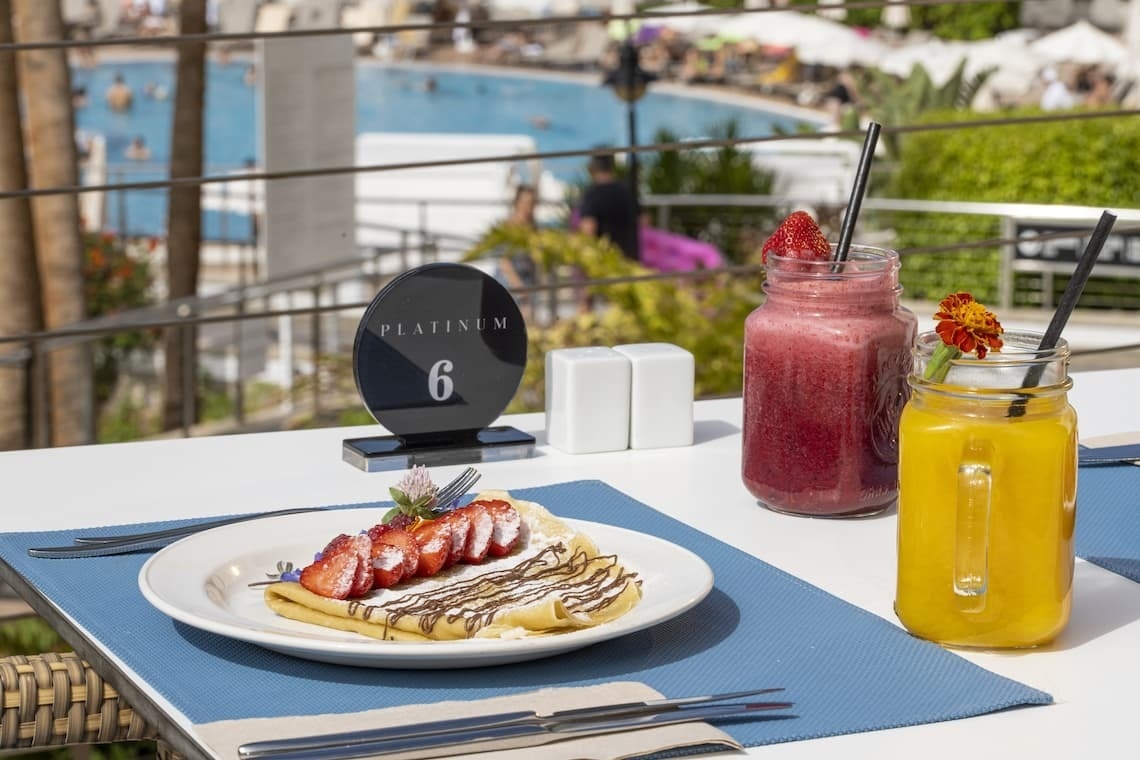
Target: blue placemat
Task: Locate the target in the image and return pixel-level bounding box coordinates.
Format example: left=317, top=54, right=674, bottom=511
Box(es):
left=1076, top=464, right=1140, bottom=582
left=0, top=480, right=1049, bottom=748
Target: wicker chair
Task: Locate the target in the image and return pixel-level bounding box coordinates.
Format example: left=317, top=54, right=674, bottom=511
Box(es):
left=0, top=651, right=182, bottom=758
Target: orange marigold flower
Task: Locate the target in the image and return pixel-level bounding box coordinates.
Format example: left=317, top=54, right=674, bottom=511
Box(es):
left=934, top=292, right=1004, bottom=359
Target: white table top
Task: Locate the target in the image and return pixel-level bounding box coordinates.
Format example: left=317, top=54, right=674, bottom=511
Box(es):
left=3, top=366, right=1140, bottom=759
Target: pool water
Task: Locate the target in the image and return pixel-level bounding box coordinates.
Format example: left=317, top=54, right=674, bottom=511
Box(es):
left=73, top=60, right=810, bottom=239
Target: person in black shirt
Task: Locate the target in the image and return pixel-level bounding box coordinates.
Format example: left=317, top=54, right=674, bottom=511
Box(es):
left=579, top=154, right=639, bottom=261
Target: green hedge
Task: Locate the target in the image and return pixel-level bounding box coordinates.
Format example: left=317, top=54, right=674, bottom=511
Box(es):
left=890, top=107, right=1140, bottom=305
left=907, top=2, right=1019, bottom=40
left=785, top=1, right=1018, bottom=38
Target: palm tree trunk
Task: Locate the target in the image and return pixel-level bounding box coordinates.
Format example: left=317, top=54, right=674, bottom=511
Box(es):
left=0, top=0, right=43, bottom=450
left=162, top=0, right=206, bottom=432
left=14, top=0, right=93, bottom=446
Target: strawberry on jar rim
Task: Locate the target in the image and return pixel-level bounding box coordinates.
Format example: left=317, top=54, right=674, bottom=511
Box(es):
left=761, top=211, right=831, bottom=264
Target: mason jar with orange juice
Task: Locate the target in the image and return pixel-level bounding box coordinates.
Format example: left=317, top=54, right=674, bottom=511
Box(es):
left=895, top=294, right=1077, bottom=649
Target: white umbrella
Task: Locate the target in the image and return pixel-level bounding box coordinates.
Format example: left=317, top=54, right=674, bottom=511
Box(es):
left=1029, top=19, right=1131, bottom=65
left=879, top=32, right=1045, bottom=88
left=645, top=2, right=725, bottom=39
left=798, top=28, right=888, bottom=67
left=718, top=10, right=886, bottom=66
left=878, top=39, right=966, bottom=85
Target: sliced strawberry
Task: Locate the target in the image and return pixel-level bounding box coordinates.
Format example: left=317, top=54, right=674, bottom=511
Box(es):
left=368, top=524, right=420, bottom=579
left=436, top=510, right=472, bottom=567
left=299, top=539, right=361, bottom=600
left=316, top=533, right=373, bottom=597
left=476, top=499, right=521, bottom=557
left=760, top=211, right=831, bottom=264
left=370, top=541, right=406, bottom=588
left=347, top=534, right=374, bottom=596
left=320, top=533, right=353, bottom=556
left=457, top=503, right=494, bottom=564
left=411, top=520, right=451, bottom=576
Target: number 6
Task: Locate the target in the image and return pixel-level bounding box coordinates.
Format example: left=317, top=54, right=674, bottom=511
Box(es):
left=428, top=359, right=454, bottom=401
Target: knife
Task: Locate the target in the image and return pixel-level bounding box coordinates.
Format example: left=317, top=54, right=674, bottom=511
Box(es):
left=237, top=689, right=793, bottom=760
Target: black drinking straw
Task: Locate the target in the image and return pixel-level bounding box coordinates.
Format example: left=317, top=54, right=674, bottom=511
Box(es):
left=833, top=121, right=882, bottom=263
left=1008, top=210, right=1117, bottom=417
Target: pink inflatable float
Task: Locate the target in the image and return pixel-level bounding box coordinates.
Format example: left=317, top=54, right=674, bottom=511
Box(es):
left=639, top=226, right=725, bottom=272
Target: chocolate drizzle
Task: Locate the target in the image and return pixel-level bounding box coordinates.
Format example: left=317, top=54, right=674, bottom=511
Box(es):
left=342, top=542, right=640, bottom=637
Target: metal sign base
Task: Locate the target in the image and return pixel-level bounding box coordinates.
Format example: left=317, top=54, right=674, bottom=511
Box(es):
left=342, top=426, right=536, bottom=473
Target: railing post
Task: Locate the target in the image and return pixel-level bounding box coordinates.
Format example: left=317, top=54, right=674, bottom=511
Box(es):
left=311, top=281, right=321, bottom=420
left=400, top=229, right=409, bottom=272
left=999, top=216, right=1014, bottom=310
left=234, top=286, right=246, bottom=426
left=115, top=169, right=128, bottom=236
left=178, top=303, right=195, bottom=437
left=371, top=246, right=383, bottom=293
left=27, top=337, right=50, bottom=449
left=418, top=202, right=428, bottom=267
left=548, top=268, right=560, bottom=323
left=279, top=290, right=295, bottom=415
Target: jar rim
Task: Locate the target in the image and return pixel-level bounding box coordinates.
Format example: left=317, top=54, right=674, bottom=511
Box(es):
left=765, top=244, right=898, bottom=276
left=913, top=330, right=1070, bottom=366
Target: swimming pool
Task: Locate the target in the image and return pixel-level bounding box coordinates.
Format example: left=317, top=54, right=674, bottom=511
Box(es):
left=73, top=60, right=814, bottom=239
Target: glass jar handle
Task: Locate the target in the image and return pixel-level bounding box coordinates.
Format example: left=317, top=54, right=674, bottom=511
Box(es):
left=954, top=441, right=994, bottom=600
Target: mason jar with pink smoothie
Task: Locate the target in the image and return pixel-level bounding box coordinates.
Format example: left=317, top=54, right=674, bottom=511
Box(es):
left=742, top=240, right=917, bottom=517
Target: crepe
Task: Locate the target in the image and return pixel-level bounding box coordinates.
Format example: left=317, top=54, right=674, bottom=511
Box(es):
left=263, top=491, right=642, bottom=641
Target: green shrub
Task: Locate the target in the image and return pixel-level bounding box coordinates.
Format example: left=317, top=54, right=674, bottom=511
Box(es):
left=563, top=123, right=778, bottom=265
left=84, top=234, right=155, bottom=405
left=890, top=108, right=1140, bottom=304
left=784, top=1, right=1017, bottom=35
left=643, top=122, right=778, bottom=264
left=908, top=2, right=1019, bottom=40
left=787, top=0, right=881, bottom=28
left=0, top=616, right=68, bottom=656
left=467, top=225, right=761, bottom=409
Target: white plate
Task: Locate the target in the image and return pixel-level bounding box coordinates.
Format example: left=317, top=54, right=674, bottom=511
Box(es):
left=138, top=509, right=714, bottom=668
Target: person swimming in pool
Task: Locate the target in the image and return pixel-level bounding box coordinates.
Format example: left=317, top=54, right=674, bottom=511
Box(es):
left=125, top=135, right=151, bottom=161
left=105, top=73, right=133, bottom=112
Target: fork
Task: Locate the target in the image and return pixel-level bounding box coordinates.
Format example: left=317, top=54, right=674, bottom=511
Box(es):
left=74, top=466, right=481, bottom=545
left=26, top=467, right=481, bottom=559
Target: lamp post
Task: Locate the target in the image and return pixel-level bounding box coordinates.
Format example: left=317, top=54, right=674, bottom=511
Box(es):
left=604, top=37, right=653, bottom=256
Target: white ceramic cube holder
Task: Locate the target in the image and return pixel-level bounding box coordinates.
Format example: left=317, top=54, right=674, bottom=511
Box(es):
left=613, top=343, right=695, bottom=449
left=545, top=347, right=631, bottom=454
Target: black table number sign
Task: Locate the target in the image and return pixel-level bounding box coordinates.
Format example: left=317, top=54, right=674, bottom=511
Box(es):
left=343, top=263, right=535, bottom=471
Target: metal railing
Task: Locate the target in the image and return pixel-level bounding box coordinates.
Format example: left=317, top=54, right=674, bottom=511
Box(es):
left=2, top=0, right=1139, bottom=450
left=2, top=191, right=1139, bottom=448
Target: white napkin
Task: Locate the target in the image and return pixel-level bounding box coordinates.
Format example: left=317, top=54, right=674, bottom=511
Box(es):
left=197, top=681, right=741, bottom=760
left=1083, top=432, right=1140, bottom=466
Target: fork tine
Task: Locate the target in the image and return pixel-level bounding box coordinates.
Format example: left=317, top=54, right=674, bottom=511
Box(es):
left=435, top=467, right=480, bottom=507
left=440, top=468, right=478, bottom=502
